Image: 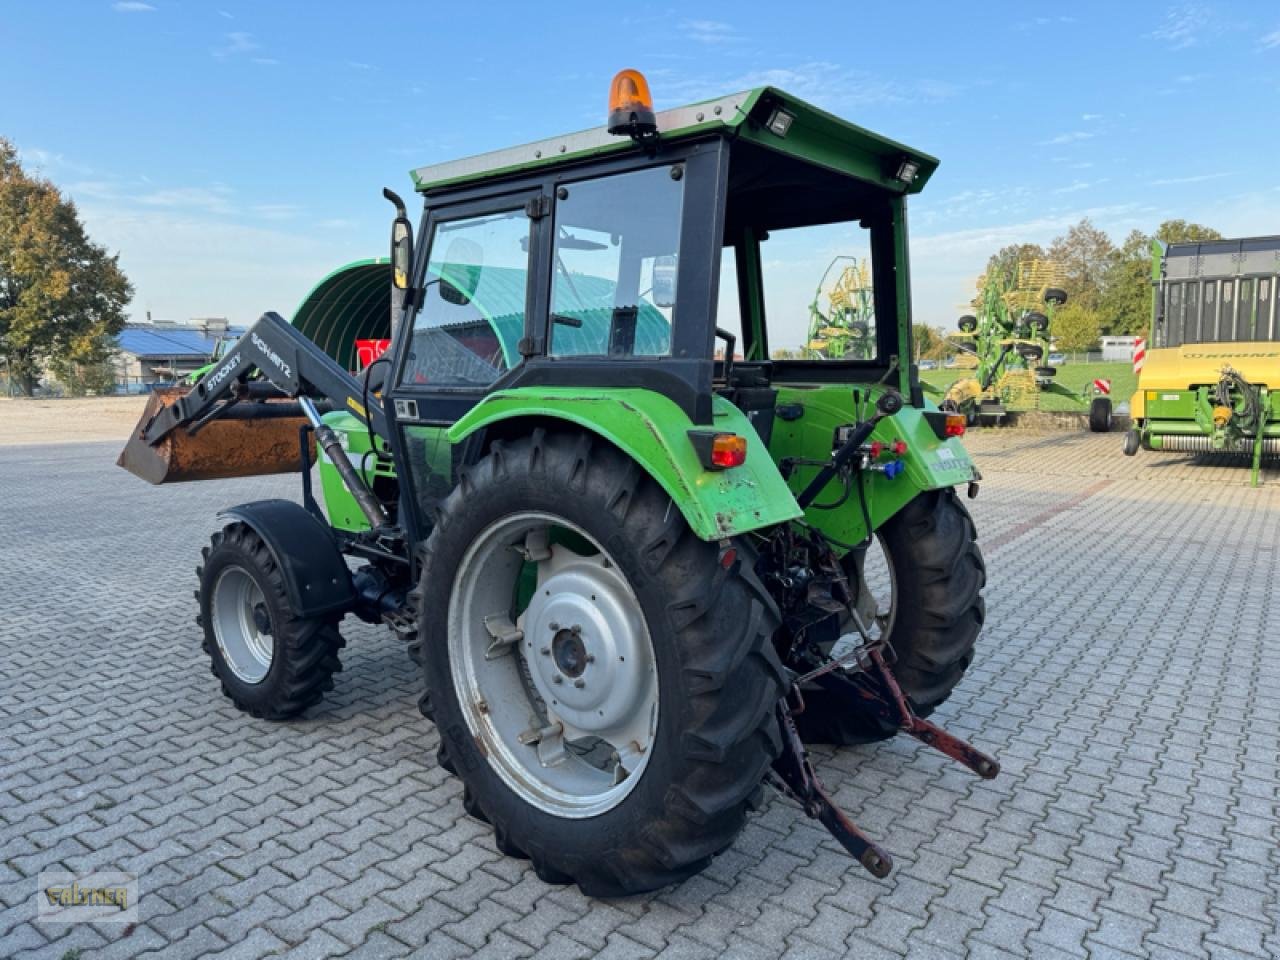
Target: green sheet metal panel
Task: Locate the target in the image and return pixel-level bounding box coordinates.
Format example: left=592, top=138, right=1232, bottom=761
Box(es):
left=411, top=87, right=937, bottom=197
left=448, top=388, right=802, bottom=541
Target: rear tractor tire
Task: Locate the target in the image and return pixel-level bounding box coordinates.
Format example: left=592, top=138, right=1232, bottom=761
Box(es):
left=414, top=430, right=786, bottom=896
left=196, top=522, right=345, bottom=720
left=1089, top=397, right=1113, bottom=433
left=793, top=489, right=985, bottom=745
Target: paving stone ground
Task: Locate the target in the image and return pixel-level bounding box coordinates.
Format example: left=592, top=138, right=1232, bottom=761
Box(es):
left=2, top=431, right=1278, bottom=959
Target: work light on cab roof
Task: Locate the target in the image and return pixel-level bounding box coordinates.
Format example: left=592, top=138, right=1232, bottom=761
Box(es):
left=607, top=68, right=657, bottom=140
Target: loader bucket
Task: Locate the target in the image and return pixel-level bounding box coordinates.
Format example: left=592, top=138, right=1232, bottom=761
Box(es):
left=117, top=388, right=314, bottom=485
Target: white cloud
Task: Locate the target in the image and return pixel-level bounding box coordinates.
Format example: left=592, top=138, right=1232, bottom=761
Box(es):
left=680, top=20, right=738, bottom=45
left=347, top=61, right=372, bottom=70
left=1150, top=4, right=1212, bottom=50
left=136, top=186, right=235, bottom=214
left=112, top=1, right=156, bottom=11
left=1261, top=28, right=1280, bottom=49
left=1081, top=113, right=1103, bottom=121
left=252, top=57, right=280, bottom=66
left=1053, top=179, right=1109, bottom=194
left=656, top=61, right=958, bottom=112
left=218, top=9, right=233, bottom=18
left=1151, top=171, right=1231, bottom=186
left=1038, top=131, right=1095, bottom=146
left=251, top=203, right=301, bottom=221
left=77, top=203, right=370, bottom=325
left=213, top=31, right=257, bottom=58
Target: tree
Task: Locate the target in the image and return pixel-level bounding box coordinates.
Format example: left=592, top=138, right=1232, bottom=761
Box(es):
left=1051, top=301, right=1101, bottom=353
left=984, top=242, right=1046, bottom=285
left=1098, top=219, right=1221, bottom=335
left=912, top=323, right=945, bottom=360
left=0, top=139, right=131, bottom=395
left=1047, top=218, right=1116, bottom=312
left=1155, top=219, right=1223, bottom=245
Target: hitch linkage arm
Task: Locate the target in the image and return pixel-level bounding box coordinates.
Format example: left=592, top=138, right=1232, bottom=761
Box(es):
left=771, top=646, right=1000, bottom=880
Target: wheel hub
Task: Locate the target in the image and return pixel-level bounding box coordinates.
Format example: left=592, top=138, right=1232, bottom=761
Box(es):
left=210, top=565, right=274, bottom=685
left=520, top=555, right=652, bottom=737
left=448, top=512, right=659, bottom=818
left=551, top=628, right=587, bottom=677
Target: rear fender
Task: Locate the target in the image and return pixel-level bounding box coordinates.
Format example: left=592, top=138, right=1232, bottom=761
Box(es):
left=770, top=384, right=978, bottom=547
left=447, top=388, right=802, bottom=541
left=219, top=499, right=355, bottom=618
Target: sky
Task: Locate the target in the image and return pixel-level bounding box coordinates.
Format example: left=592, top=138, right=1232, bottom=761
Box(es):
left=3, top=1, right=1279, bottom=349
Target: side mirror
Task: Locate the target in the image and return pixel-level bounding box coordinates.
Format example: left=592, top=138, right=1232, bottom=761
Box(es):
left=391, top=217, right=413, bottom=291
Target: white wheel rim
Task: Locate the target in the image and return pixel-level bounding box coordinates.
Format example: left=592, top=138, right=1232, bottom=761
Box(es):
left=211, top=565, right=274, bottom=684
left=448, top=512, right=659, bottom=818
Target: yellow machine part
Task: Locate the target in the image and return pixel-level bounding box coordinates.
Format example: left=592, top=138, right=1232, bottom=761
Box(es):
left=951, top=352, right=979, bottom=369
left=828, top=261, right=871, bottom=313
left=993, top=370, right=1039, bottom=408
left=1129, top=342, right=1280, bottom=417
left=1006, top=259, right=1067, bottom=312
left=945, top=377, right=983, bottom=408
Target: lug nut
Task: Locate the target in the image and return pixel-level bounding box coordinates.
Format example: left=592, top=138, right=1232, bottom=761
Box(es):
left=585, top=653, right=595, bottom=664
left=540, top=646, right=551, bottom=656
left=549, top=622, right=560, bottom=631
left=570, top=624, right=581, bottom=634
left=573, top=678, right=585, bottom=689
left=552, top=674, right=563, bottom=685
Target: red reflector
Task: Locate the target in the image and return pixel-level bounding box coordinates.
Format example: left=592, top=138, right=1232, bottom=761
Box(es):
left=869, top=440, right=884, bottom=458
left=891, top=439, right=908, bottom=456
left=719, top=547, right=737, bottom=569
left=944, top=414, right=966, bottom=437
left=710, top=434, right=747, bottom=468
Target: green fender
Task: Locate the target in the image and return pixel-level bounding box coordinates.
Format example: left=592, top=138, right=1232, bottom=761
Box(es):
left=447, top=387, right=803, bottom=541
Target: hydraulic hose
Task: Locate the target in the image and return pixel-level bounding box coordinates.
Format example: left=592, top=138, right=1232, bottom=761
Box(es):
left=299, top=396, right=389, bottom=529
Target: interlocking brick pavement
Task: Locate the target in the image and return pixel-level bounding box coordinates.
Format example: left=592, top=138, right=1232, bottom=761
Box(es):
left=1, top=432, right=1277, bottom=959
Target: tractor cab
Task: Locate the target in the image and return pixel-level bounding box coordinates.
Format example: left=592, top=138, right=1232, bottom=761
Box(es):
left=378, top=76, right=968, bottom=543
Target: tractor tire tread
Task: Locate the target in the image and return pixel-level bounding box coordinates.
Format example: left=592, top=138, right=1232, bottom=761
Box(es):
left=415, top=431, right=785, bottom=896
left=794, top=489, right=984, bottom=744
left=197, top=522, right=344, bottom=721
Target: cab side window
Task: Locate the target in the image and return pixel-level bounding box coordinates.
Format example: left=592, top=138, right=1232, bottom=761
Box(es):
left=403, top=208, right=530, bottom=387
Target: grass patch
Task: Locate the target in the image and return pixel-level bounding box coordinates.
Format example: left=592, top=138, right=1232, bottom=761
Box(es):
left=921, top=361, right=1134, bottom=411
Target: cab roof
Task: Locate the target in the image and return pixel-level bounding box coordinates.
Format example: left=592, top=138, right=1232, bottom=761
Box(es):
left=411, top=87, right=938, bottom=197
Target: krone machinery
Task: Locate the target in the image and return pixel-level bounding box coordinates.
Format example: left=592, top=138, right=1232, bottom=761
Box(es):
left=1124, top=236, right=1280, bottom=485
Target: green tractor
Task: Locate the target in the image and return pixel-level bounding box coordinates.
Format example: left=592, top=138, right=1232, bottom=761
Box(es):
left=119, top=71, right=996, bottom=895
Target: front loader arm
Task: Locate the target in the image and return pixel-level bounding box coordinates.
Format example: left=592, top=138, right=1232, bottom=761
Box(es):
left=141, top=311, right=389, bottom=447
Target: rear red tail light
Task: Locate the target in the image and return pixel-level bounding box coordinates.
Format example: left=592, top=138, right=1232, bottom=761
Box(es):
left=710, top=434, right=747, bottom=468
left=688, top=430, right=748, bottom=470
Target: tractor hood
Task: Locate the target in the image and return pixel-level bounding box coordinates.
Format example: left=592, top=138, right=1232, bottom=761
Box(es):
left=410, top=87, right=938, bottom=197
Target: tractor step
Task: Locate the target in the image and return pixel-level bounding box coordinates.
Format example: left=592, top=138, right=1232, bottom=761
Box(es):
left=771, top=643, right=999, bottom=879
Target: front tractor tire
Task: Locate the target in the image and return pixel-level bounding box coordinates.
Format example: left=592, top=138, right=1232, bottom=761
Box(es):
left=414, top=430, right=785, bottom=896
left=794, top=489, right=985, bottom=745
left=196, top=522, right=345, bottom=720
